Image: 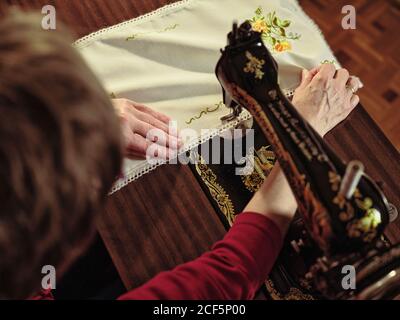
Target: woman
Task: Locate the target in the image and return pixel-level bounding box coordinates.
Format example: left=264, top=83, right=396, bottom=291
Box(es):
left=0, top=12, right=360, bottom=299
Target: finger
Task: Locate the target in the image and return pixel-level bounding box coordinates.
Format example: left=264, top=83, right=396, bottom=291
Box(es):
left=334, top=68, right=350, bottom=87
left=125, top=133, right=178, bottom=161
left=146, top=127, right=182, bottom=150
left=299, top=66, right=321, bottom=88
left=310, top=63, right=336, bottom=88
left=350, top=94, right=360, bottom=108
left=125, top=151, right=147, bottom=160
left=347, top=76, right=364, bottom=92
left=133, top=103, right=171, bottom=124
left=126, top=145, right=174, bottom=161
left=133, top=120, right=159, bottom=140
left=345, top=77, right=361, bottom=98
left=145, top=143, right=177, bottom=162
left=299, top=69, right=313, bottom=87
left=137, top=112, right=180, bottom=141
left=134, top=120, right=182, bottom=149
left=125, top=133, right=150, bottom=158
left=351, top=76, right=364, bottom=89
left=308, top=66, right=321, bottom=78
left=134, top=110, right=170, bottom=134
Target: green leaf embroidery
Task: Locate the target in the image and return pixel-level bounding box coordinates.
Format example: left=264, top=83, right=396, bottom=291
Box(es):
left=126, top=23, right=179, bottom=41
left=249, top=7, right=301, bottom=53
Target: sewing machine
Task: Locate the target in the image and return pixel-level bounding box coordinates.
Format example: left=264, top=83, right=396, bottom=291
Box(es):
left=207, top=21, right=400, bottom=300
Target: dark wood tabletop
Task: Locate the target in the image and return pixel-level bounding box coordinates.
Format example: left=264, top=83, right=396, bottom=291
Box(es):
left=1, top=0, right=399, bottom=292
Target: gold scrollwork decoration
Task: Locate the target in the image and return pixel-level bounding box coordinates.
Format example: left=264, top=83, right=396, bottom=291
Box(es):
left=265, top=279, right=314, bottom=300
left=328, top=171, right=341, bottom=192
left=244, top=51, right=265, bottom=80
left=192, top=151, right=236, bottom=226
left=192, top=149, right=314, bottom=300
left=329, top=171, right=381, bottom=242
left=241, top=146, right=276, bottom=192
left=185, top=101, right=224, bottom=125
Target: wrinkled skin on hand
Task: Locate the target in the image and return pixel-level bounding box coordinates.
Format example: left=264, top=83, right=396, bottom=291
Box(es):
left=292, top=64, right=362, bottom=137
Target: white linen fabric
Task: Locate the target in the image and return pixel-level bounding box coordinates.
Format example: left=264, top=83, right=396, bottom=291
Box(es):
left=75, top=0, right=338, bottom=194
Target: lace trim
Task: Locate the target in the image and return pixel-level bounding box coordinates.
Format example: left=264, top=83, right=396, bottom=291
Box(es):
left=74, top=0, right=192, bottom=49
left=73, top=0, right=337, bottom=193
left=109, top=109, right=253, bottom=194
left=109, top=90, right=294, bottom=194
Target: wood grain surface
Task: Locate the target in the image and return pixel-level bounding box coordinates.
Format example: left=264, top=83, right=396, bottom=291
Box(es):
left=0, top=0, right=399, bottom=292
left=97, top=164, right=227, bottom=289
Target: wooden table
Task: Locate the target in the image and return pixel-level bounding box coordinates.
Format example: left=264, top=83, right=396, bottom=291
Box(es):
left=1, top=0, right=399, bottom=293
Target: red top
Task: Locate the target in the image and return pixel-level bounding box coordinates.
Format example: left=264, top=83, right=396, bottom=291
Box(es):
left=118, top=212, right=282, bottom=300
left=32, top=212, right=282, bottom=300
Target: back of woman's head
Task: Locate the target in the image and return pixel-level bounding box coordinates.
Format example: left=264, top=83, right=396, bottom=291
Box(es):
left=0, top=11, right=123, bottom=299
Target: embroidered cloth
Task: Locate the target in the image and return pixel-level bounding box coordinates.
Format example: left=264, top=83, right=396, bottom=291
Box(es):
left=75, top=0, right=338, bottom=193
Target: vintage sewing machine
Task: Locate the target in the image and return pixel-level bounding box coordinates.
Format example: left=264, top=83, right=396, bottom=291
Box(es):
left=209, top=21, right=400, bottom=300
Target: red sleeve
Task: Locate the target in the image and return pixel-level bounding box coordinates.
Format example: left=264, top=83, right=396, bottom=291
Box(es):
left=29, top=288, right=54, bottom=300
left=118, top=212, right=283, bottom=300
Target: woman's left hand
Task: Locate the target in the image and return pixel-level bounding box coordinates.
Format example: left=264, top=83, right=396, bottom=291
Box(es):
left=112, top=98, right=182, bottom=159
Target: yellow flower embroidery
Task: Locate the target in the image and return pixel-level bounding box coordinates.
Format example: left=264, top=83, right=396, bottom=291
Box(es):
left=252, top=19, right=269, bottom=33
left=274, top=41, right=291, bottom=52
left=249, top=7, right=301, bottom=53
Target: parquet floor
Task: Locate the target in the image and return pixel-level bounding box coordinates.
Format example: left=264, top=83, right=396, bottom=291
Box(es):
left=300, top=0, right=400, bottom=150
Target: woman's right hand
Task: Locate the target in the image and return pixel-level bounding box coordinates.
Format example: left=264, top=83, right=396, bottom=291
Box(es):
left=292, top=64, right=362, bottom=137
left=113, top=98, right=182, bottom=160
